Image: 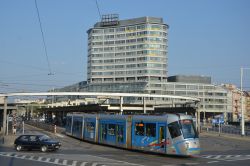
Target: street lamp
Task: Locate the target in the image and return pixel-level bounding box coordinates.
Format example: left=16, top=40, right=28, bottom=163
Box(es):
left=240, top=67, right=250, bottom=136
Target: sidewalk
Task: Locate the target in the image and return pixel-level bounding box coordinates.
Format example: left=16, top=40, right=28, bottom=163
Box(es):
left=200, top=131, right=250, bottom=141
left=0, top=132, right=19, bottom=147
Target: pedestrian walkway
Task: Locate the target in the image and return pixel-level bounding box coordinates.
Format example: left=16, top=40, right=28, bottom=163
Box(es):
left=200, top=131, right=250, bottom=141
left=0, top=132, right=18, bottom=147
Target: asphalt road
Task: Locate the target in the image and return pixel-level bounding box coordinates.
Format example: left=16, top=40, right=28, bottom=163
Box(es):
left=1, top=124, right=250, bottom=166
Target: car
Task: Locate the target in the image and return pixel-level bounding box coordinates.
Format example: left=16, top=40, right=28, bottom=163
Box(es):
left=14, top=134, right=61, bottom=152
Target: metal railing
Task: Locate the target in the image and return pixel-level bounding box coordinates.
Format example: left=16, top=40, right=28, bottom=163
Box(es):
left=201, top=123, right=250, bottom=137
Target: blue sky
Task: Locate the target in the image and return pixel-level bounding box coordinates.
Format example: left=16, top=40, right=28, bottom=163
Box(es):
left=0, top=0, right=250, bottom=93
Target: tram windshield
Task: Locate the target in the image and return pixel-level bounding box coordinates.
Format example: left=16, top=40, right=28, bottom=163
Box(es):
left=179, top=119, right=198, bottom=139
left=168, top=121, right=182, bottom=139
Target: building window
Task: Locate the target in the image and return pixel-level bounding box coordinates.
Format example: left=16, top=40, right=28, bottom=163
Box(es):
left=115, top=65, right=124, bottom=69
left=92, top=29, right=103, bottom=34
left=137, top=25, right=146, bottom=30
left=126, top=58, right=136, bottom=62
left=104, top=28, right=115, bottom=33
left=116, top=34, right=125, bottom=38
left=104, top=41, right=114, bottom=45
left=116, top=27, right=125, bottom=32
left=126, top=26, right=136, bottom=31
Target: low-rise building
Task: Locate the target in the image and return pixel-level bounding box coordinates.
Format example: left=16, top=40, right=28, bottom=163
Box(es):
left=245, top=92, right=250, bottom=121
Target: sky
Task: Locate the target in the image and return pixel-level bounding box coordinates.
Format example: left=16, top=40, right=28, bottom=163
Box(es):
left=0, top=0, right=250, bottom=93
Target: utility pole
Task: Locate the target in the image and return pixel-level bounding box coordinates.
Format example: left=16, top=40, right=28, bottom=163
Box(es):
left=240, top=67, right=250, bottom=136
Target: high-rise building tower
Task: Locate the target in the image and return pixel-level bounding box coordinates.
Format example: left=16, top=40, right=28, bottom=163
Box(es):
left=87, top=15, right=169, bottom=96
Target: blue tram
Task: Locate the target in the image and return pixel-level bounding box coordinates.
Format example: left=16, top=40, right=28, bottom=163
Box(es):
left=65, top=113, right=200, bottom=156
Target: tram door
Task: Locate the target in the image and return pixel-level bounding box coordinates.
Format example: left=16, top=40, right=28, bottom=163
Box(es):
left=158, top=124, right=166, bottom=152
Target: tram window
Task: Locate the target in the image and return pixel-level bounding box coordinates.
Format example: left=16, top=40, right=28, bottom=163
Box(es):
left=101, top=124, right=107, bottom=140
left=168, top=121, right=182, bottom=138
left=135, top=122, right=144, bottom=136
left=86, top=122, right=95, bottom=132
left=108, top=124, right=116, bottom=135
left=117, top=125, right=124, bottom=142
left=73, top=119, right=82, bottom=131
left=146, top=123, right=156, bottom=137
left=66, top=117, right=72, bottom=131
left=180, top=119, right=198, bottom=138
left=66, top=117, right=72, bottom=127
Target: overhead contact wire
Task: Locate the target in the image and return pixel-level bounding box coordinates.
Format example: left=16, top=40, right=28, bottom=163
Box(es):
left=34, top=0, right=53, bottom=75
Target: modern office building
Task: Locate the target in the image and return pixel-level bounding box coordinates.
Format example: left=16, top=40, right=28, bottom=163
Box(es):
left=85, top=15, right=229, bottom=118
left=163, top=81, right=229, bottom=121
left=87, top=15, right=168, bottom=96
left=47, top=15, right=235, bottom=122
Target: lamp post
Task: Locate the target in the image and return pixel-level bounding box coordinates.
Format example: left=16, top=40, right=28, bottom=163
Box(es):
left=240, top=67, right=250, bottom=136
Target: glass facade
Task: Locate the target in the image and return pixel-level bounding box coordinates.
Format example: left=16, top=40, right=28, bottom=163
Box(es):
left=87, top=17, right=168, bottom=90
left=85, top=16, right=229, bottom=114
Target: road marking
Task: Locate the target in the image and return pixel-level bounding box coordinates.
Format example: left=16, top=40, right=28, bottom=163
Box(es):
left=29, top=156, right=34, bottom=160
left=207, top=161, right=219, bottom=164
left=71, top=160, right=77, bottom=166
left=202, top=154, right=250, bottom=162
left=55, top=133, right=64, bottom=138
left=20, top=155, right=26, bottom=159
left=62, top=159, right=67, bottom=165
left=213, top=155, right=222, bottom=159
left=91, top=163, right=98, bottom=166
left=225, top=155, right=232, bottom=158
left=203, top=155, right=213, bottom=158
left=0, top=152, right=143, bottom=166
left=37, top=156, right=43, bottom=161
left=80, top=162, right=88, bottom=166
left=185, top=163, right=199, bottom=165
left=54, top=158, right=60, bottom=164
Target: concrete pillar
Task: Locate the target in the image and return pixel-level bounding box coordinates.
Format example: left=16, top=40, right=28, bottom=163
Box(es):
left=31, top=105, right=33, bottom=118
left=120, top=96, right=123, bottom=115
left=195, top=111, right=198, bottom=132
left=198, top=109, right=201, bottom=133
left=143, top=97, right=146, bottom=114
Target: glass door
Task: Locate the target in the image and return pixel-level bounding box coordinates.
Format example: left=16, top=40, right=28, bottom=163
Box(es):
left=158, top=124, right=166, bottom=152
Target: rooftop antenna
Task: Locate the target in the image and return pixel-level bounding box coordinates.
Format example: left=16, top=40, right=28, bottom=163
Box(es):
left=34, top=0, right=53, bottom=76
left=95, top=0, right=102, bottom=20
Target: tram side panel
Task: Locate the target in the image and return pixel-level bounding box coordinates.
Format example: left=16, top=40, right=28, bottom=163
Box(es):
left=98, top=115, right=127, bottom=148
left=72, top=116, right=83, bottom=139
left=84, top=115, right=97, bottom=142
left=126, top=116, right=132, bottom=149
left=65, top=115, right=73, bottom=135
left=131, top=117, right=167, bottom=154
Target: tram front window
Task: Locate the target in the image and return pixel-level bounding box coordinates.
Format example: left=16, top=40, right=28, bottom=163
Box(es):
left=168, top=121, right=182, bottom=138
left=180, top=119, right=198, bottom=139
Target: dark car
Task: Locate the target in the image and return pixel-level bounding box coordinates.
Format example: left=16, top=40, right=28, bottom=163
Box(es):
left=14, top=134, right=61, bottom=152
